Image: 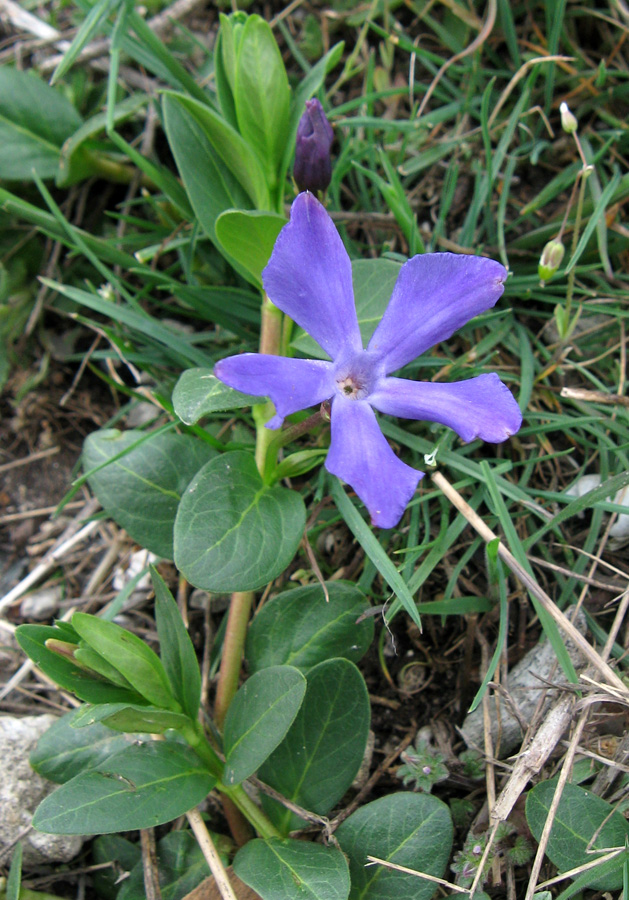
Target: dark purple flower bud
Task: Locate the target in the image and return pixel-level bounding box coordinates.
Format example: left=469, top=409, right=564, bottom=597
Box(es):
left=293, top=98, right=334, bottom=194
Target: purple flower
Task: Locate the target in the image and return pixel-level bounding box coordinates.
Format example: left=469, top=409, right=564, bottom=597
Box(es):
left=214, top=193, right=522, bottom=528
left=293, top=99, right=334, bottom=194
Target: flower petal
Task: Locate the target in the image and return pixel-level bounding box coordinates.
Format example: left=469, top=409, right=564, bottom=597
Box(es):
left=369, top=373, right=522, bottom=443
left=262, top=192, right=362, bottom=359
left=325, top=396, right=423, bottom=528
left=367, top=253, right=508, bottom=373
left=214, top=354, right=334, bottom=429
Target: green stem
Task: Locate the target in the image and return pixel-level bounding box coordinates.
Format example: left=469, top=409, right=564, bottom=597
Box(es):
left=213, top=590, right=254, bottom=731
left=564, top=168, right=590, bottom=323
left=224, top=784, right=283, bottom=840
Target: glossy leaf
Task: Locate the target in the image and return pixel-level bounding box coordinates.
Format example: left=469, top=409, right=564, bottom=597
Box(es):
left=83, top=428, right=216, bottom=559
left=292, top=259, right=402, bottom=358
left=223, top=666, right=306, bottom=785
left=215, top=210, right=286, bottom=287
left=71, top=613, right=178, bottom=711
left=117, top=831, right=223, bottom=900
left=233, top=15, right=290, bottom=188
left=174, top=451, right=306, bottom=592
left=234, top=838, right=350, bottom=900
left=151, top=567, right=201, bottom=720
left=30, top=708, right=146, bottom=784
left=526, top=780, right=629, bottom=891
left=33, top=741, right=215, bottom=835
left=71, top=702, right=190, bottom=735
left=163, top=92, right=269, bottom=211
left=15, top=624, right=145, bottom=706
left=172, top=370, right=260, bottom=426
left=0, top=68, right=82, bottom=180
left=92, top=835, right=142, bottom=900
left=258, top=658, right=370, bottom=832
left=335, top=793, right=453, bottom=900
left=246, top=582, right=374, bottom=674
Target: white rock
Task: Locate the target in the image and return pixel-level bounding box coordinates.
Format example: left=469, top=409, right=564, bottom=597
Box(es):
left=112, top=548, right=159, bottom=593
left=20, top=585, right=63, bottom=620
left=460, top=611, right=586, bottom=757
left=0, top=715, right=86, bottom=865
left=566, top=473, right=629, bottom=539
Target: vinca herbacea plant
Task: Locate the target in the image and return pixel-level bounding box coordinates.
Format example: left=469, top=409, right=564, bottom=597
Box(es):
left=216, top=191, right=523, bottom=527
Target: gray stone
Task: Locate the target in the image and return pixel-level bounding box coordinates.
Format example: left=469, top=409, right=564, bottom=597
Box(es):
left=20, top=585, right=63, bottom=620
left=460, top=610, right=586, bottom=757
left=0, top=715, right=86, bottom=865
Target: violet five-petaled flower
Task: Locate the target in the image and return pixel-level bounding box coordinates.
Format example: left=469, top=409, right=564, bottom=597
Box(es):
left=214, top=192, right=523, bottom=529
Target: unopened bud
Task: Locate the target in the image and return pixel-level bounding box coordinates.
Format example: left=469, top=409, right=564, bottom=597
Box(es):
left=538, top=239, right=565, bottom=282
left=293, top=98, right=334, bottom=194
left=559, top=102, right=578, bottom=134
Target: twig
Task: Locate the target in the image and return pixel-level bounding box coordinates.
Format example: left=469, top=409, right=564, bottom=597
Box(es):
left=0, top=499, right=100, bottom=615
left=0, top=446, right=60, bottom=474
left=140, top=829, right=162, bottom=900
left=365, top=856, right=469, bottom=894
left=186, top=808, right=238, bottom=900
left=416, top=0, right=497, bottom=120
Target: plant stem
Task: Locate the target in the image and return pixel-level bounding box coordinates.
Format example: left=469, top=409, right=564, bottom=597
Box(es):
left=564, top=166, right=590, bottom=324
left=225, top=784, right=283, bottom=840
left=214, top=591, right=255, bottom=731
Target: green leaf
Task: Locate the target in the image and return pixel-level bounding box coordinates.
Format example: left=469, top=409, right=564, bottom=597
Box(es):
left=92, top=835, right=142, bottom=900
left=215, top=209, right=286, bottom=288
left=6, top=842, right=22, bottom=900
left=292, top=259, right=401, bottom=358
left=163, top=92, right=270, bottom=212
left=174, top=451, right=306, bottom=592
left=117, top=830, right=222, bottom=900
left=172, top=369, right=261, bottom=426
left=258, top=658, right=370, bottom=833
left=223, top=666, right=306, bottom=786
left=234, top=838, right=350, bottom=900
left=15, top=624, right=145, bottom=706
left=0, top=68, right=82, bottom=180
left=50, top=0, right=121, bottom=84
left=526, top=780, right=629, bottom=891
left=71, top=702, right=191, bottom=735
left=33, top=741, right=216, bottom=835
left=233, top=15, right=290, bottom=189
left=71, top=613, right=178, bottom=711
left=335, top=793, right=453, bottom=900
left=246, top=582, right=374, bottom=674
left=151, top=567, right=201, bottom=720
left=30, top=709, right=145, bottom=784
left=83, top=428, right=216, bottom=559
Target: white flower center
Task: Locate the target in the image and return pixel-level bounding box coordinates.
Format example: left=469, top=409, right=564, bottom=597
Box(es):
left=333, top=351, right=380, bottom=401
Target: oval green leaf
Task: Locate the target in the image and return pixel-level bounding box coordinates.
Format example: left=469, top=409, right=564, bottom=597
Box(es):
left=172, top=369, right=261, bottom=426
left=335, top=793, right=453, bottom=900
left=215, top=210, right=286, bottom=288
left=0, top=68, right=82, bottom=180
left=174, top=451, right=306, bottom=592
left=83, top=428, right=216, bottom=559
left=234, top=838, right=350, bottom=900
left=526, top=780, right=629, bottom=891
left=223, top=665, right=306, bottom=786
left=33, top=741, right=216, bottom=835
left=30, top=709, right=145, bottom=785
left=71, top=613, right=178, bottom=711
left=258, top=658, right=370, bottom=833
left=15, top=624, right=145, bottom=707
left=246, top=582, right=374, bottom=674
